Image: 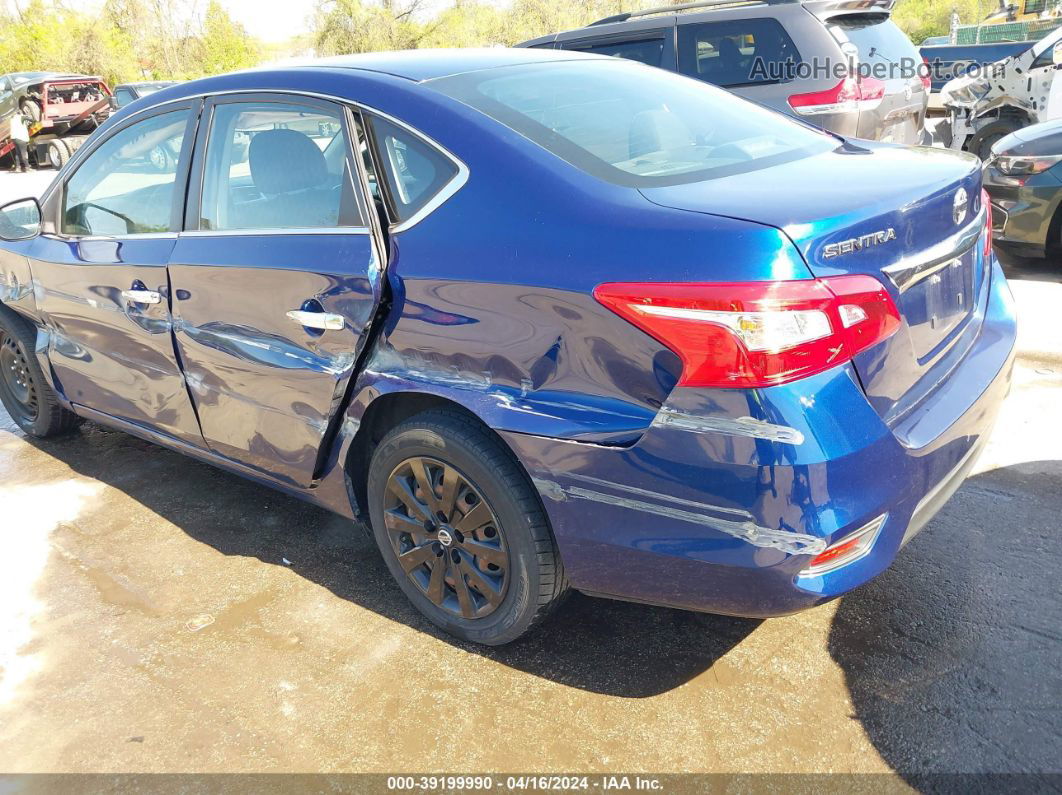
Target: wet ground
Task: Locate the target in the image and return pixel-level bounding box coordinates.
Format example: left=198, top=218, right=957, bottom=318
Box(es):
left=0, top=169, right=1060, bottom=779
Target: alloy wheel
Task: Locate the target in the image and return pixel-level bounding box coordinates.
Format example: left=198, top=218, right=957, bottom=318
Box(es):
left=0, top=331, right=39, bottom=422
left=383, top=456, right=509, bottom=619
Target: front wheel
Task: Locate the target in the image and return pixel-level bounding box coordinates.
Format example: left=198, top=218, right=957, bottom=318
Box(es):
left=366, top=409, right=567, bottom=645
left=19, top=99, right=40, bottom=123
left=0, top=306, right=80, bottom=437
left=967, top=119, right=1022, bottom=161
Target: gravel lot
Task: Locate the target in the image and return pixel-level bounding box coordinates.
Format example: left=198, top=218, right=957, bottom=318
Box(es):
left=0, top=167, right=1059, bottom=781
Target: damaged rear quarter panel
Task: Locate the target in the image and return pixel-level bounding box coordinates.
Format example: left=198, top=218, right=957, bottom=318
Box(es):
left=498, top=365, right=920, bottom=615
left=338, top=86, right=815, bottom=446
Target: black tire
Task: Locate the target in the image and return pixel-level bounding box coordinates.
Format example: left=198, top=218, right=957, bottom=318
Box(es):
left=366, top=409, right=568, bottom=645
left=47, top=140, right=70, bottom=170
left=0, top=305, right=80, bottom=437
left=63, top=136, right=87, bottom=157
left=19, top=99, right=40, bottom=123
left=967, top=119, right=1022, bottom=161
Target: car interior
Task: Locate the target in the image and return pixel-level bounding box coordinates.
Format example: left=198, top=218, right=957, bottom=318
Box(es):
left=201, top=105, right=348, bottom=231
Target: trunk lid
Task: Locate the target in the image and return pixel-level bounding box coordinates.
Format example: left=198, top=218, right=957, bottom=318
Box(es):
left=640, top=142, right=988, bottom=428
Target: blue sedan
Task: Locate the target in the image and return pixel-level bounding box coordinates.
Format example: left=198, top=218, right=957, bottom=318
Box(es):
left=0, top=49, right=1016, bottom=644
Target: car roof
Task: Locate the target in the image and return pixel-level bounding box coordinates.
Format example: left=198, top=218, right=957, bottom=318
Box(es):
left=289, top=47, right=611, bottom=82
left=521, top=1, right=807, bottom=46
left=117, top=81, right=179, bottom=88
left=520, top=0, right=894, bottom=46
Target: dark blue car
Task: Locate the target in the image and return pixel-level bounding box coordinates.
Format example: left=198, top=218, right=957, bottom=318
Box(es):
left=0, top=49, right=1016, bottom=645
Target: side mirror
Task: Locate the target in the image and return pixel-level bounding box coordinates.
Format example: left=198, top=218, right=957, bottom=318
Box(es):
left=109, top=95, right=119, bottom=111
left=0, top=197, right=42, bottom=241
left=1053, top=41, right=1062, bottom=67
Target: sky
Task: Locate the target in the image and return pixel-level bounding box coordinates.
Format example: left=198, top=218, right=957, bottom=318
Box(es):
left=223, top=0, right=320, bottom=42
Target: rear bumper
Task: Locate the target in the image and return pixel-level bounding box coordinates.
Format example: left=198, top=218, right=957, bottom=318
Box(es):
left=503, top=257, right=1017, bottom=617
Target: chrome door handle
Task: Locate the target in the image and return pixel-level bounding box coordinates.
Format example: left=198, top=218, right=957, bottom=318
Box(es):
left=286, top=310, right=344, bottom=331
left=121, top=289, right=162, bottom=305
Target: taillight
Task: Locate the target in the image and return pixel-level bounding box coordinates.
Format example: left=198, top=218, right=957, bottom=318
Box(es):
left=920, top=56, right=933, bottom=92
left=982, top=188, right=993, bottom=259
left=858, top=76, right=886, bottom=103
left=594, top=276, right=901, bottom=389
left=788, top=76, right=885, bottom=116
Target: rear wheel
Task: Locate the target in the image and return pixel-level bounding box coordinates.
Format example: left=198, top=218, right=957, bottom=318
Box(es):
left=0, top=306, right=80, bottom=437
left=366, top=409, right=567, bottom=645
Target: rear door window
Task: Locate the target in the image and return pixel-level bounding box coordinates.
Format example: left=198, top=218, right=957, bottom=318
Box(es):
left=198, top=100, right=362, bottom=231
left=677, top=18, right=801, bottom=87
left=561, top=34, right=668, bottom=67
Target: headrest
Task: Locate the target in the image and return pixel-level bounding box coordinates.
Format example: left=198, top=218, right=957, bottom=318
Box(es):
left=248, top=129, right=328, bottom=195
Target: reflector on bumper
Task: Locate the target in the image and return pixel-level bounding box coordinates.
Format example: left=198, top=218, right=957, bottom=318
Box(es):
left=797, top=514, right=887, bottom=577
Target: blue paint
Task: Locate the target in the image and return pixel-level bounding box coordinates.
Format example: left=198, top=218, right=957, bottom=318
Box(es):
left=0, top=50, right=1017, bottom=620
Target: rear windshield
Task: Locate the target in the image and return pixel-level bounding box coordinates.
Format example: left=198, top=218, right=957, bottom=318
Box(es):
left=830, top=16, right=920, bottom=74
left=429, top=59, right=834, bottom=187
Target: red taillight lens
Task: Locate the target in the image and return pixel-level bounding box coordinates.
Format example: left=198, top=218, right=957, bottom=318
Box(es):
left=788, top=76, right=885, bottom=116
left=982, top=188, right=993, bottom=259
left=788, top=77, right=859, bottom=114
left=920, top=56, right=933, bottom=92
left=593, top=276, right=900, bottom=389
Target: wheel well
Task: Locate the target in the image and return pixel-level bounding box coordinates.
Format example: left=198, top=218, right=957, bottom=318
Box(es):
left=345, top=392, right=487, bottom=517
left=976, top=106, right=1030, bottom=125
left=1048, top=199, right=1062, bottom=255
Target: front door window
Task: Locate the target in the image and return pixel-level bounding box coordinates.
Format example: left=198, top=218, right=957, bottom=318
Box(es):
left=62, top=109, right=189, bottom=236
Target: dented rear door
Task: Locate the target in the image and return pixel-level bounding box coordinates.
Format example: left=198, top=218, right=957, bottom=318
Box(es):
left=167, top=94, right=384, bottom=486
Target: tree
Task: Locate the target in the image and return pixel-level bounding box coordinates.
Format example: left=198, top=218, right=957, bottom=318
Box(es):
left=198, top=0, right=261, bottom=75
left=313, top=0, right=433, bottom=55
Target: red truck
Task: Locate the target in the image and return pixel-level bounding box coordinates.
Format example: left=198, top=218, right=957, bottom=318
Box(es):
left=1, top=73, right=112, bottom=169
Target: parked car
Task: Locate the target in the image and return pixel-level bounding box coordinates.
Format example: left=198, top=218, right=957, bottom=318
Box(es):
left=107, top=82, right=185, bottom=171
left=919, top=40, right=1033, bottom=92
left=940, top=26, right=1062, bottom=157
left=0, top=71, right=107, bottom=124
left=0, top=50, right=1015, bottom=645
left=519, top=0, right=930, bottom=145
left=984, top=118, right=1062, bottom=257
left=111, top=81, right=180, bottom=109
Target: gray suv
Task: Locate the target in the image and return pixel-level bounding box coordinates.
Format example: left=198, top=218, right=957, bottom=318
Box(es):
left=520, top=0, right=929, bottom=145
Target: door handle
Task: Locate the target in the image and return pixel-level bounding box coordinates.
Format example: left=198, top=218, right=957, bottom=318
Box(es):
left=286, top=310, right=344, bottom=331
left=121, top=289, right=162, bottom=305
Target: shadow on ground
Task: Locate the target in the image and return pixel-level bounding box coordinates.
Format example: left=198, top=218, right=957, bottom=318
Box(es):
left=21, top=422, right=759, bottom=698
left=995, top=246, right=1061, bottom=283
left=828, top=461, right=1062, bottom=781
